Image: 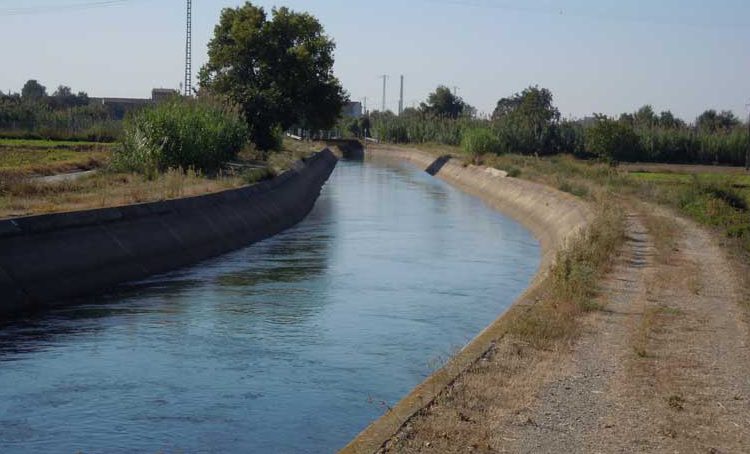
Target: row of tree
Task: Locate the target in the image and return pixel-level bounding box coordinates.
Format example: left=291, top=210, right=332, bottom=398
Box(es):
left=368, top=86, right=748, bottom=166
left=1, top=80, right=91, bottom=109
left=0, top=81, right=119, bottom=141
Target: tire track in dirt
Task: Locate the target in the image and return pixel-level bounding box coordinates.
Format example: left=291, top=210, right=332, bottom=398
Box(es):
left=505, top=208, right=750, bottom=453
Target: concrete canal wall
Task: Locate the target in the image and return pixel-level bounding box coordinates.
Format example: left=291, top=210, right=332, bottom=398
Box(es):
left=0, top=149, right=338, bottom=316
left=341, top=145, right=595, bottom=454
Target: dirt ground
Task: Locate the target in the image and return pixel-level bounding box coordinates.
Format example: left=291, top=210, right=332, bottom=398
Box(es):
left=378, top=204, right=750, bottom=453
left=619, top=162, right=749, bottom=175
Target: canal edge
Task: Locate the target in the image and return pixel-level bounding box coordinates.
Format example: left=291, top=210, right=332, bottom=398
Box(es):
left=339, top=145, right=595, bottom=454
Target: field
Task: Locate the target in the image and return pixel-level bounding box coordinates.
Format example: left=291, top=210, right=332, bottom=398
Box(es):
left=0, top=138, right=113, bottom=177
left=0, top=138, right=324, bottom=219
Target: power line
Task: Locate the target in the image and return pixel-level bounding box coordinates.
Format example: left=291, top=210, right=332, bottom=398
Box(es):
left=0, top=1, right=133, bottom=17
left=421, top=0, right=750, bottom=29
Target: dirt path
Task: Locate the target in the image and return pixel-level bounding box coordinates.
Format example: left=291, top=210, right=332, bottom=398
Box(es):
left=379, top=207, right=750, bottom=453
left=505, top=207, right=750, bottom=453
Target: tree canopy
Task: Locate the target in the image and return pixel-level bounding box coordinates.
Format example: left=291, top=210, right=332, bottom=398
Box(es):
left=419, top=85, right=471, bottom=119
left=585, top=116, right=641, bottom=162
left=696, top=109, right=740, bottom=133
left=198, top=2, right=347, bottom=149
left=490, top=86, right=561, bottom=154
left=21, top=80, right=47, bottom=101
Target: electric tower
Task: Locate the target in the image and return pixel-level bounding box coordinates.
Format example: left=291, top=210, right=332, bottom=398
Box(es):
left=184, top=0, right=192, bottom=96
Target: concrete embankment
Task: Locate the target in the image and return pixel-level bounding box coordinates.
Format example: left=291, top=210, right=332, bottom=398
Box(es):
left=341, top=145, right=594, bottom=454
left=0, top=149, right=338, bottom=316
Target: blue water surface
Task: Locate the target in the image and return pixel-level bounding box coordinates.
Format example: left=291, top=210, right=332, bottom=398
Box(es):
left=0, top=157, right=540, bottom=453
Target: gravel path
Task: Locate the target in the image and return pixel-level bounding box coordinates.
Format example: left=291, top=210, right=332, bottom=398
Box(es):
left=505, top=208, right=750, bottom=453
left=377, top=207, right=750, bottom=453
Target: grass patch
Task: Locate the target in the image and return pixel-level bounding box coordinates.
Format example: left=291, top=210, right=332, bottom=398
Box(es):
left=0, top=137, right=325, bottom=219
left=507, top=199, right=625, bottom=347
left=0, top=142, right=112, bottom=177
left=0, top=169, right=244, bottom=219
left=0, top=138, right=111, bottom=148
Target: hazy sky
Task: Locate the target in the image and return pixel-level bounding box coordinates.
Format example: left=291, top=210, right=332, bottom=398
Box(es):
left=1, top=0, right=749, bottom=121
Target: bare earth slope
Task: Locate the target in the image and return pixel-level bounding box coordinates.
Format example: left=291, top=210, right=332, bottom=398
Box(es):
left=380, top=205, right=750, bottom=453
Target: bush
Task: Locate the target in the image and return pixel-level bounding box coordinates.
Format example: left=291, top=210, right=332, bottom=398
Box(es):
left=461, top=127, right=502, bottom=159
left=585, top=118, right=641, bottom=162
left=114, top=97, right=248, bottom=174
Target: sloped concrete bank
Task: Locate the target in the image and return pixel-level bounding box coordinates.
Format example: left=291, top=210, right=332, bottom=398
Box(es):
left=341, top=145, right=594, bottom=454
left=0, top=149, right=338, bottom=316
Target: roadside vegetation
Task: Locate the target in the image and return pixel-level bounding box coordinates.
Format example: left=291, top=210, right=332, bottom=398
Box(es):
left=366, top=85, right=749, bottom=167
left=0, top=3, right=346, bottom=220
left=113, top=97, right=249, bottom=176
left=0, top=80, right=121, bottom=142
left=368, top=83, right=749, bottom=258
left=507, top=200, right=625, bottom=346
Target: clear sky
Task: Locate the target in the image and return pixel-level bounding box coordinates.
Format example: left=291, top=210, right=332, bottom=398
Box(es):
left=1, top=0, right=749, bottom=121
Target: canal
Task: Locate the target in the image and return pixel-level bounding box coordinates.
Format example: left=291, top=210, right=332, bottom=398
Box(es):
left=0, top=156, right=540, bottom=453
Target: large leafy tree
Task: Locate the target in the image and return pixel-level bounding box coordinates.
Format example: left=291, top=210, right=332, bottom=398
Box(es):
left=21, top=80, right=47, bottom=102
left=198, top=3, right=347, bottom=150
left=419, top=85, right=471, bottom=118
left=585, top=116, right=641, bottom=162
left=492, top=86, right=559, bottom=125
left=491, top=86, right=560, bottom=154
left=696, top=109, right=739, bottom=133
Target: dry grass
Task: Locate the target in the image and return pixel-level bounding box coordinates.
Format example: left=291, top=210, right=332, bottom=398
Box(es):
left=0, top=138, right=326, bottom=219
left=505, top=198, right=625, bottom=347
left=380, top=194, right=626, bottom=453
left=0, top=142, right=112, bottom=177
left=0, top=169, right=244, bottom=219
left=379, top=143, right=750, bottom=453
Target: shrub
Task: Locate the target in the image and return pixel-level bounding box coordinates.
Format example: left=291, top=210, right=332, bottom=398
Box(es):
left=114, top=97, right=248, bottom=175
left=585, top=118, right=641, bottom=162
left=461, top=127, right=502, bottom=159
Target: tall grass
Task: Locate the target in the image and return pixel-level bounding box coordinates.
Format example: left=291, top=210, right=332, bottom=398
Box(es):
left=114, top=97, right=248, bottom=175
left=371, top=114, right=749, bottom=166
left=371, top=114, right=483, bottom=145
left=461, top=127, right=502, bottom=160
left=508, top=201, right=625, bottom=346
left=0, top=102, right=121, bottom=142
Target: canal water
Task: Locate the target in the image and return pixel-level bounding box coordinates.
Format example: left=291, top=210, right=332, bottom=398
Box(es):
left=0, top=157, right=540, bottom=453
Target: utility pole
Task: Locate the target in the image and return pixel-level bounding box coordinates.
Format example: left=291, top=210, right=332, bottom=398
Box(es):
left=380, top=75, right=388, bottom=112
left=746, top=109, right=750, bottom=172
left=452, top=86, right=459, bottom=96
left=184, top=0, right=192, bottom=97
left=398, top=75, right=405, bottom=115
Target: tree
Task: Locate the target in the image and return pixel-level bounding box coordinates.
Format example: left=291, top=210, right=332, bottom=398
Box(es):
left=658, top=110, right=685, bottom=129
left=419, top=85, right=470, bottom=118
left=492, top=86, right=559, bottom=124
left=53, top=85, right=73, bottom=98
left=633, top=105, right=657, bottom=127
left=585, top=117, right=641, bottom=162
left=491, top=86, right=560, bottom=154
left=21, top=80, right=47, bottom=101
left=198, top=3, right=347, bottom=150
left=697, top=109, right=740, bottom=133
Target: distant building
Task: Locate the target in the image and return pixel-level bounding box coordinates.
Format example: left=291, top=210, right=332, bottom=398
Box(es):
left=341, top=101, right=362, bottom=118
left=151, top=88, right=179, bottom=103
left=90, top=88, right=179, bottom=119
